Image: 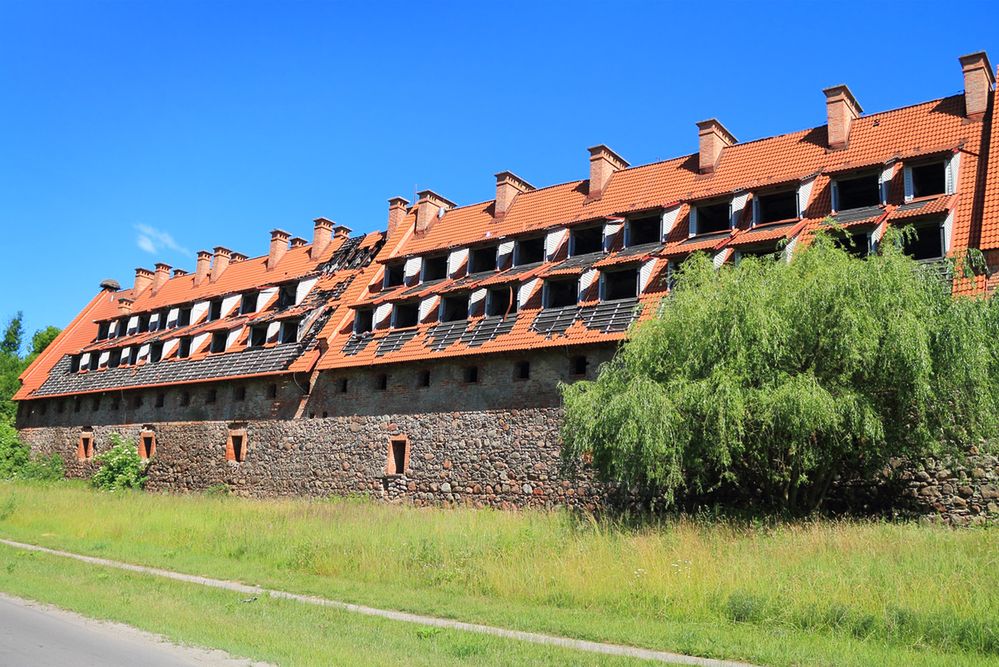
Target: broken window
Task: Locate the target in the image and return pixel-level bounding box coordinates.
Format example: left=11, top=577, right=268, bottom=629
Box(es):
left=392, top=302, right=419, bottom=328
left=240, top=291, right=258, bottom=315
left=70, top=356, right=81, bottom=373
left=756, top=190, right=799, bottom=224
left=97, top=321, right=110, bottom=340
left=208, top=299, right=223, bottom=321
left=137, top=313, right=151, bottom=333
left=910, top=162, right=947, bottom=198
left=544, top=279, right=578, bottom=309
left=128, top=347, right=140, bottom=365
left=514, top=236, right=545, bottom=266
left=249, top=326, right=268, bottom=347
left=354, top=309, right=373, bottom=334
left=226, top=426, right=247, bottom=462
left=386, top=436, right=408, bottom=475
left=601, top=268, right=638, bottom=301
left=903, top=222, right=944, bottom=261
left=88, top=354, right=99, bottom=371
left=421, top=255, right=448, bottom=282
left=108, top=349, right=122, bottom=368
left=833, top=231, right=871, bottom=258
left=280, top=320, right=299, bottom=344
left=515, top=360, right=530, bottom=381
left=177, top=307, right=192, bottom=327
left=178, top=336, right=193, bottom=358
left=115, top=317, right=128, bottom=338
left=277, top=283, right=298, bottom=309
left=376, top=373, right=388, bottom=391
left=693, top=201, right=730, bottom=235
left=138, top=430, right=156, bottom=459
left=627, top=215, right=662, bottom=246
left=78, top=431, right=94, bottom=461
left=210, top=331, right=227, bottom=354
left=440, top=295, right=469, bottom=322
left=149, top=341, right=164, bottom=362
left=383, top=262, right=405, bottom=288
left=417, top=370, right=431, bottom=388
left=154, top=309, right=169, bottom=331
left=571, top=355, right=589, bottom=376
left=834, top=173, right=880, bottom=211
left=571, top=226, right=604, bottom=255
left=485, top=287, right=516, bottom=317
left=463, top=366, right=480, bottom=384
left=469, top=246, right=497, bottom=273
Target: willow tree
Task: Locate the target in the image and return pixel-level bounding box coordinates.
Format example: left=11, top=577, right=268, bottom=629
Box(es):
left=561, top=233, right=999, bottom=513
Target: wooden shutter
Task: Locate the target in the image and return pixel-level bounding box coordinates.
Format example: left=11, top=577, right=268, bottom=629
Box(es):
left=903, top=166, right=914, bottom=202
left=688, top=207, right=698, bottom=237
left=831, top=181, right=840, bottom=212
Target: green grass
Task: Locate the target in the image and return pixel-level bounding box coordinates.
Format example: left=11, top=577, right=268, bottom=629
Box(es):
left=0, top=480, right=996, bottom=666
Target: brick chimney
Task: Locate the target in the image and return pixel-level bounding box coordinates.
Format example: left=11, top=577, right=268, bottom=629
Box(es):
left=959, top=51, right=995, bottom=119
left=133, top=267, right=153, bottom=295
left=333, top=224, right=352, bottom=239
left=696, top=119, right=737, bottom=174
left=588, top=145, right=628, bottom=198
left=311, top=217, right=334, bottom=258
left=230, top=252, right=248, bottom=263
left=823, top=85, right=862, bottom=151
left=290, top=237, right=308, bottom=249
left=494, top=171, right=534, bottom=217
left=172, top=268, right=188, bottom=277
left=152, top=263, right=171, bottom=293
left=210, top=246, right=231, bottom=282
left=194, top=250, right=211, bottom=287
left=117, top=297, right=134, bottom=316
left=387, top=197, right=410, bottom=242
left=415, top=190, right=455, bottom=234
left=267, top=229, right=290, bottom=269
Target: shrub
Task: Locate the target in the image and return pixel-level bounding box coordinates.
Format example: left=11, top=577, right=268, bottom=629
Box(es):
left=91, top=434, right=147, bottom=491
left=561, top=231, right=999, bottom=513
left=0, top=423, right=63, bottom=481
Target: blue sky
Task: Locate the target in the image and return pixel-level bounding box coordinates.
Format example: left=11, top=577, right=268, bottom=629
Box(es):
left=1, top=0, right=997, bottom=345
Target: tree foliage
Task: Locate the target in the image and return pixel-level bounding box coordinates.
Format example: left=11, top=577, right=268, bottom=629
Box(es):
left=91, top=434, right=148, bottom=491
left=0, top=312, right=60, bottom=427
left=561, top=233, right=999, bottom=513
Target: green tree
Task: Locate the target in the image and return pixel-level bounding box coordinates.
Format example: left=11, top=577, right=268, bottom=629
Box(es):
left=561, top=233, right=999, bottom=514
left=27, top=326, right=60, bottom=363
left=1, top=312, right=23, bottom=357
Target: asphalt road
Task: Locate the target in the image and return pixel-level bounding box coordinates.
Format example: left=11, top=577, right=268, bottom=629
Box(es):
left=0, top=593, right=266, bottom=667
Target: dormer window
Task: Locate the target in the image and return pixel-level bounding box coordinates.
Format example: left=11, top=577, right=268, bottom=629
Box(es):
left=392, top=302, right=419, bottom=328
left=177, top=307, right=192, bottom=327
left=276, top=283, right=297, bottom=309
left=833, top=231, right=872, bottom=258
left=906, top=161, right=947, bottom=199
left=570, top=226, right=604, bottom=256
left=210, top=331, right=227, bottom=354
left=832, top=172, right=881, bottom=211
left=155, top=309, right=169, bottom=331
left=149, top=341, right=164, bottom=363
left=486, top=286, right=517, bottom=317
left=280, top=320, right=300, bottom=344
left=383, top=262, right=404, bottom=288
left=128, top=347, right=139, bottom=365
left=115, top=317, right=128, bottom=338
left=240, top=291, right=258, bottom=315
left=903, top=222, right=945, bottom=261
left=178, top=336, right=192, bottom=358
left=249, top=325, right=267, bottom=347
left=108, top=349, right=122, bottom=368
left=208, top=298, right=223, bottom=321
left=440, top=294, right=469, bottom=322
left=754, top=190, right=799, bottom=225
left=600, top=268, right=639, bottom=301
left=691, top=201, right=730, bottom=235
left=626, top=215, right=662, bottom=246
left=514, top=237, right=545, bottom=266
left=70, top=356, right=81, bottom=373
left=96, top=321, right=110, bottom=341
left=469, top=246, right=498, bottom=273
left=88, top=354, right=100, bottom=371
left=137, top=314, right=151, bottom=333
left=543, top=279, right=578, bottom=309
left=421, top=255, right=448, bottom=282
left=354, top=308, right=373, bottom=334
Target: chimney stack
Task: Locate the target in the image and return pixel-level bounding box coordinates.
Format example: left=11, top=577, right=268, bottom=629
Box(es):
left=312, top=217, right=334, bottom=258
left=696, top=119, right=737, bottom=173
left=133, top=267, right=153, bottom=295
left=959, top=51, right=995, bottom=119
left=117, top=297, right=134, bottom=316
left=267, top=229, right=290, bottom=269
left=172, top=268, right=188, bottom=277
left=230, top=252, right=248, bottom=263
left=210, top=246, right=231, bottom=282
left=387, top=197, right=410, bottom=241
left=333, top=224, right=352, bottom=239
left=823, top=85, right=862, bottom=151
left=415, top=190, right=455, bottom=234
left=290, top=237, right=308, bottom=249
left=588, top=145, right=628, bottom=199
left=494, top=171, right=534, bottom=217
left=194, top=250, right=212, bottom=287
left=152, top=263, right=171, bottom=293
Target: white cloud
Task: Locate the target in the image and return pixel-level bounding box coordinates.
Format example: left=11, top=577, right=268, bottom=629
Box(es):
left=134, top=224, right=192, bottom=257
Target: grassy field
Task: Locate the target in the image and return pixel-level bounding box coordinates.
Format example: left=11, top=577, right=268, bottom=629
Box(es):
left=0, top=481, right=995, bottom=666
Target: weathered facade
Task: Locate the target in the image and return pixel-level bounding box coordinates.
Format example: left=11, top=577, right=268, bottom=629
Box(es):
left=13, top=52, right=999, bottom=519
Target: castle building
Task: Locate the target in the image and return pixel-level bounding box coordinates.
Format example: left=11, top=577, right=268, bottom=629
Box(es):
left=13, top=52, right=999, bottom=508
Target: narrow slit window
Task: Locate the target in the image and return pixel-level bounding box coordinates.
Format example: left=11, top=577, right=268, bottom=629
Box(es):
left=138, top=430, right=156, bottom=459
left=376, top=373, right=388, bottom=391
left=226, top=427, right=247, bottom=462
left=78, top=432, right=94, bottom=461
left=386, top=436, right=408, bottom=475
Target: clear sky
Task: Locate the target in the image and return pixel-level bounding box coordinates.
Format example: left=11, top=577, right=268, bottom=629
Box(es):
left=1, top=0, right=997, bottom=344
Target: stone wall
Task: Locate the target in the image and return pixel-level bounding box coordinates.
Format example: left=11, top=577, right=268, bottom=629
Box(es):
left=894, top=447, right=999, bottom=526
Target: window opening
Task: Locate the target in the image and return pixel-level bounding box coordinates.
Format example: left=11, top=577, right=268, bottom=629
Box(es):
left=440, top=295, right=469, bottom=322
left=421, top=255, right=448, bottom=281
left=392, top=302, right=419, bottom=328
left=571, top=355, right=589, bottom=376
left=571, top=226, right=604, bottom=255
left=515, top=360, right=530, bottom=380
left=627, top=216, right=662, bottom=245
left=514, top=236, right=545, bottom=265
left=694, top=202, right=730, bottom=235
left=835, top=173, right=881, bottom=210
left=469, top=246, right=497, bottom=273
left=386, top=436, right=408, bottom=475
left=544, top=279, right=578, bottom=308
left=602, top=268, right=638, bottom=300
